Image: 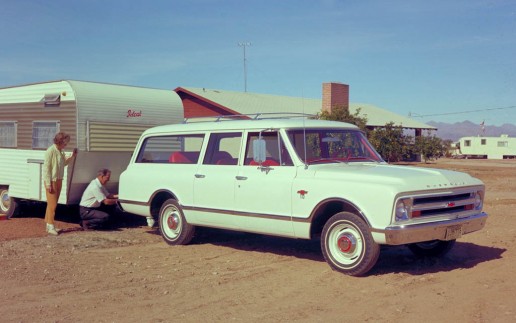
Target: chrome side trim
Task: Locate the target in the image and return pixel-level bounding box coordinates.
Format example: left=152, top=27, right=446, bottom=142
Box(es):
left=118, top=199, right=148, bottom=207
left=182, top=205, right=295, bottom=222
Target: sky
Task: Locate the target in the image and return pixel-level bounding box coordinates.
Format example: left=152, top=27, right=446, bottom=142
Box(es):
left=1, top=0, right=515, bottom=126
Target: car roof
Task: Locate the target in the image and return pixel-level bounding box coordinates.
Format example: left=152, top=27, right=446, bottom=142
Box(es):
left=142, top=118, right=359, bottom=136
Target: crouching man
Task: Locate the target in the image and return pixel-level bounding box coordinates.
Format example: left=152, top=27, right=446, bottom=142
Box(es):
left=79, top=168, right=119, bottom=230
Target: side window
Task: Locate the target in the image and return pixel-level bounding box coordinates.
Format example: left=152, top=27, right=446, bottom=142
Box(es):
left=135, top=134, right=204, bottom=164
left=203, top=132, right=242, bottom=165
left=245, top=131, right=293, bottom=166
left=0, top=121, right=17, bottom=148
left=32, top=121, right=59, bottom=149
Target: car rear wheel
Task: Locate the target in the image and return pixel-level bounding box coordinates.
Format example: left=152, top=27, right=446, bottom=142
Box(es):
left=407, top=240, right=456, bottom=257
left=321, top=212, right=380, bottom=276
left=159, top=199, right=195, bottom=245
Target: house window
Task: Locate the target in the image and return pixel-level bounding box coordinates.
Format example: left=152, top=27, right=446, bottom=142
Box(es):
left=32, top=121, right=60, bottom=149
left=481, top=139, right=486, bottom=145
left=464, top=140, right=471, bottom=147
left=0, top=121, right=17, bottom=148
left=497, top=141, right=508, bottom=148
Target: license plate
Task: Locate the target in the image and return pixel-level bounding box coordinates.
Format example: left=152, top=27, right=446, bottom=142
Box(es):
left=445, top=225, right=463, bottom=240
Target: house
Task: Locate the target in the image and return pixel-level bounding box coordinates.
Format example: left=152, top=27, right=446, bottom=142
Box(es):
left=174, top=82, right=436, bottom=137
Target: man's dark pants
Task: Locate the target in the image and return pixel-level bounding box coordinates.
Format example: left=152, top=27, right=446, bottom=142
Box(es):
left=79, top=205, right=114, bottom=229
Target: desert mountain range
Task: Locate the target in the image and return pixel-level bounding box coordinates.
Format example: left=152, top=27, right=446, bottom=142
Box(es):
left=426, top=121, right=516, bottom=142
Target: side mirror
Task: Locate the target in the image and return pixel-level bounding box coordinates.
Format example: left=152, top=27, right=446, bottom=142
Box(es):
left=252, top=139, right=266, bottom=163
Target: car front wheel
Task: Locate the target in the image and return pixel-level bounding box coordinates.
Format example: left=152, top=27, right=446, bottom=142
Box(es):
left=159, top=199, right=195, bottom=245
left=321, top=212, right=380, bottom=276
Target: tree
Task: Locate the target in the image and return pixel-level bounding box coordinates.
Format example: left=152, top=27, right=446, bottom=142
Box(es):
left=318, top=105, right=368, bottom=132
left=442, top=139, right=454, bottom=157
left=414, top=135, right=447, bottom=163
left=368, top=122, right=412, bottom=162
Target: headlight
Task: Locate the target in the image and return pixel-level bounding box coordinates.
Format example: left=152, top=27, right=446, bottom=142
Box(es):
left=395, top=199, right=410, bottom=221
left=474, top=191, right=483, bottom=210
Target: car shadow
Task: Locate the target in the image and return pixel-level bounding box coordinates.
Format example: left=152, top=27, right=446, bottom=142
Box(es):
left=370, top=242, right=506, bottom=276
left=13, top=203, right=147, bottom=229
left=161, top=227, right=506, bottom=276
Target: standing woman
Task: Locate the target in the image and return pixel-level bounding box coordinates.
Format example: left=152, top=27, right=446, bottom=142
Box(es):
left=43, top=132, right=78, bottom=235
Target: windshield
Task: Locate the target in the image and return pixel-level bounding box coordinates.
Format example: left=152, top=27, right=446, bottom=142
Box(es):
left=286, top=128, right=384, bottom=164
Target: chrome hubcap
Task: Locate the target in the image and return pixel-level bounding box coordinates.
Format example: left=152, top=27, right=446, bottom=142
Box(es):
left=167, top=212, right=179, bottom=230
left=337, top=233, right=357, bottom=254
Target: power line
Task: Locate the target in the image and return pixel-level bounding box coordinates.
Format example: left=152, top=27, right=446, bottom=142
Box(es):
left=410, top=105, right=516, bottom=118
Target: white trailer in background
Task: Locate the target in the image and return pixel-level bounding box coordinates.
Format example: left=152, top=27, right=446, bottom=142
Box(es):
left=0, top=80, right=183, bottom=218
left=457, top=135, right=516, bottom=159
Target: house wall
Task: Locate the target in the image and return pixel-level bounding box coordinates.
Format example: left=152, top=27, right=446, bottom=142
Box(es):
left=176, top=90, right=237, bottom=118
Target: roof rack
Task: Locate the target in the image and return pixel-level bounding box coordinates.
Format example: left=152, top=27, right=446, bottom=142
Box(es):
left=183, top=112, right=317, bottom=123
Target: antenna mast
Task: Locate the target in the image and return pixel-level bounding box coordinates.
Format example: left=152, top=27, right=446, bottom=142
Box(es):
left=238, top=41, right=251, bottom=92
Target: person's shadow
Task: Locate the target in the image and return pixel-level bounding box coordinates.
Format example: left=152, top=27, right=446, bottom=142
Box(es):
left=13, top=202, right=147, bottom=233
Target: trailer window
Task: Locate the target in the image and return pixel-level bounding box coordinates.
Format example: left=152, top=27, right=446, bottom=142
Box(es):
left=32, top=121, right=60, bottom=149
left=0, top=121, right=17, bottom=148
left=135, top=134, right=205, bottom=164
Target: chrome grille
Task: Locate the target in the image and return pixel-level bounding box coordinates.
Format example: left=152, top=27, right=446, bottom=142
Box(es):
left=412, top=191, right=477, bottom=217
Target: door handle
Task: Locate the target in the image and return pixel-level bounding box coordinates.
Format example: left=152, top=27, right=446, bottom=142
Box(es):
left=195, top=174, right=205, bottom=178
left=236, top=176, right=247, bottom=180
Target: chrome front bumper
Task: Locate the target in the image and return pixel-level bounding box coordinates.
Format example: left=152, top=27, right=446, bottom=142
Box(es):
left=380, top=212, right=488, bottom=245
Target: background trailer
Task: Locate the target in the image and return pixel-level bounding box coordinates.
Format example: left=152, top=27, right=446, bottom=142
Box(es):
left=0, top=80, right=183, bottom=218
left=457, top=135, right=516, bottom=159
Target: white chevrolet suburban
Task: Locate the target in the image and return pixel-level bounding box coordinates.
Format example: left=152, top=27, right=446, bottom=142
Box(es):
left=119, top=116, right=488, bottom=276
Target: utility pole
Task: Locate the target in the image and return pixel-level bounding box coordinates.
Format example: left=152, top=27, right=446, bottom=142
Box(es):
left=238, top=42, right=251, bottom=92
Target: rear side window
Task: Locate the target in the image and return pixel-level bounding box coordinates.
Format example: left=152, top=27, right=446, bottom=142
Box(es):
left=203, top=132, right=242, bottom=165
left=135, top=134, right=204, bottom=164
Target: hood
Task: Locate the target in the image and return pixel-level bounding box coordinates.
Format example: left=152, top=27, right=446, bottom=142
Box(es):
left=311, top=163, right=483, bottom=191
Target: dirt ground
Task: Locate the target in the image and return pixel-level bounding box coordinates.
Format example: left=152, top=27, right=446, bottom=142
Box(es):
left=1, top=159, right=515, bottom=322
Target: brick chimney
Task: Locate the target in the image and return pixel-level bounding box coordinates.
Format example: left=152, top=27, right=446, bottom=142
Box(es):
left=322, top=82, right=349, bottom=113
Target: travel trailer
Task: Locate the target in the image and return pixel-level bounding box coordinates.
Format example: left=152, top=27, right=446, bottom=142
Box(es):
left=0, top=80, right=183, bottom=218
left=457, top=135, right=516, bottom=159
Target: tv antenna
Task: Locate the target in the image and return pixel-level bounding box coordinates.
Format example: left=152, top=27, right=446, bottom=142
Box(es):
left=238, top=42, right=251, bottom=92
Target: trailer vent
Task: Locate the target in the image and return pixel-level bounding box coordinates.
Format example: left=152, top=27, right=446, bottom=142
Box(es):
left=87, top=121, right=155, bottom=152
left=41, top=94, right=61, bottom=107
